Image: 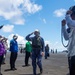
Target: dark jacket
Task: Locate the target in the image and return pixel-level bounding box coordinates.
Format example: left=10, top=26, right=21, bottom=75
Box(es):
left=26, top=34, right=45, bottom=52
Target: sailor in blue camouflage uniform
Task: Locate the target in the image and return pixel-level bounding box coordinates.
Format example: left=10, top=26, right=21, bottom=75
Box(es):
left=26, top=29, right=45, bottom=75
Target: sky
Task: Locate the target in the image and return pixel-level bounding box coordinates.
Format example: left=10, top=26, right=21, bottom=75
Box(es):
left=0, top=0, right=75, bottom=51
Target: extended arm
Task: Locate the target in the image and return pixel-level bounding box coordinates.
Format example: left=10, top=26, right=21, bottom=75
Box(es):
left=26, top=32, right=34, bottom=41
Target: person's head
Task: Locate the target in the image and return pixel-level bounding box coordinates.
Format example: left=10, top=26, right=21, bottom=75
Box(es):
left=46, top=44, right=49, bottom=47
left=2, top=37, right=6, bottom=42
left=3, top=37, right=8, bottom=42
left=69, top=5, right=75, bottom=20
left=34, top=29, right=40, bottom=37
left=0, top=35, right=3, bottom=41
left=13, top=35, right=18, bottom=40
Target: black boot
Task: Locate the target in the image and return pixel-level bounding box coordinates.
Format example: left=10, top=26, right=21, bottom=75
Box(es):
left=40, top=69, right=43, bottom=74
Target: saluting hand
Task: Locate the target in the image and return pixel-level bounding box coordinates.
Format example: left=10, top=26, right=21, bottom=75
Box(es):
left=30, top=32, right=34, bottom=35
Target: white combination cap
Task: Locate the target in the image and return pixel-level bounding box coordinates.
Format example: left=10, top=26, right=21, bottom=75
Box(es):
left=34, top=29, right=40, bottom=32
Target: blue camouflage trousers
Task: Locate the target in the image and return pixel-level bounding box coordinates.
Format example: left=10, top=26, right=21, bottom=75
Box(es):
left=32, top=49, right=42, bottom=75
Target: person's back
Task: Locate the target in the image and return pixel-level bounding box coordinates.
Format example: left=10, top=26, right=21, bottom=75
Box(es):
left=23, top=41, right=32, bottom=67
left=45, top=44, right=49, bottom=59
left=45, top=45, right=49, bottom=52
left=25, top=41, right=32, bottom=52
left=32, top=36, right=43, bottom=49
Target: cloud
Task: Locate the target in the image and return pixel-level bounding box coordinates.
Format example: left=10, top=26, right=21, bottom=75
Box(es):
left=0, top=0, right=42, bottom=25
left=0, top=0, right=23, bottom=24
left=45, top=40, right=66, bottom=51
left=23, top=0, right=42, bottom=14
left=43, top=18, right=46, bottom=24
left=2, top=25, right=14, bottom=32
left=54, top=42, right=59, bottom=46
left=54, top=9, right=67, bottom=17
left=17, top=34, right=26, bottom=45
left=12, top=18, right=25, bottom=25
left=45, top=41, right=51, bottom=46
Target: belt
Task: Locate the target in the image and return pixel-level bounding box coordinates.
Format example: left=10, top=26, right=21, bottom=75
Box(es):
left=32, top=45, right=41, bottom=49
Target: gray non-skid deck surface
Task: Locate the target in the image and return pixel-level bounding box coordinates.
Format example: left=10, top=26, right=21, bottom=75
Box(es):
left=1, top=53, right=69, bottom=75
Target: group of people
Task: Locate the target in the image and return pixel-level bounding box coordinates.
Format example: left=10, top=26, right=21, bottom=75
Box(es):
left=1, top=5, right=75, bottom=75
left=0, top=35, right=8, bottom=75
left=0, top=34, right=19, bottom=75
left=24, top=5, right=75, bottom=75
left=0, top=29, right=49, bottom=75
